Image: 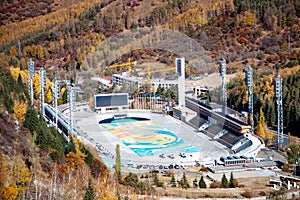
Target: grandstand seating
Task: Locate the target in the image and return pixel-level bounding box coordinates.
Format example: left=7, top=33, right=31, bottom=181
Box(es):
left=217, top=131, right=244, bottom=148
left=201, top=130, right=216, bottom=138
left=233, top=139, right=253, bottom=153
left=188, top=116, right=207, bottom=129
left=206, top=125, right=222, bottom=136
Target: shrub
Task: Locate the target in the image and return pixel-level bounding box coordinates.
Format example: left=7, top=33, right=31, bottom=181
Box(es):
left=122, top=173, right=139, bottom=187
left=259, top=191, right=266, bottom=196
left=210, top=181, right=222, bottom=188
left=242, top=190, right=252, bottom=198
left=282, top=163, right=291, bottom=172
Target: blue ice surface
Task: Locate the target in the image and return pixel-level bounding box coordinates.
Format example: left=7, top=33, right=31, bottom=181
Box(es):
left=106, top=118, right=200, bottom=157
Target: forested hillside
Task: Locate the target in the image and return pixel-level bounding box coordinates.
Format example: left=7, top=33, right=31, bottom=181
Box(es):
left=0, top=0, right=299, bottom=199
left=221, top=66, right=300, bottom=137
left=0, top=65, right=117, bottom=199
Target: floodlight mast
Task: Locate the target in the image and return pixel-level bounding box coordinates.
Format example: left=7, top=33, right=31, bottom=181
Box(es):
left=68, top=83, right=75, bottom=136
left=176, top=57, right=185, bottom=108
left=55, top=80, right=60, bottom=128
left=52, top=77, right=60, bottom=128
left=28, top=58, right=35, bottom=107
left=275, top=76, right=283, bottom=150
left=245, top=66, right=254, bottom=134
left=219, top=58, right=227, bottom=115
left=39, top=68, right=46, bottom=117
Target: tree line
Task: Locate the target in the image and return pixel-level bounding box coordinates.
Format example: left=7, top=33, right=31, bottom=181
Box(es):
left=219, top=67, right=300, bottom=137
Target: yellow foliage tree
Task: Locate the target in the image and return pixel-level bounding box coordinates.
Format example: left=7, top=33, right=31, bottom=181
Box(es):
left=9, top=67, right=28, bottom=86
left=19, top=70, right=28, bottom=85
left=265, top=130, right=275, bottom=142
left=10, top=156, right=31, bottom=196
left=1, top=185, right=19, bottom=200
left=10, top=46, right=18, bottom=57
left=45, top=78, right=53, bottom=104
left=236, top=11, right=257, bottom=27
left=32, top=73, right=41, bottom=98
left=288, top=132, right=299, bottom=146
left=45, top=88, right=53, bottom=104
left=256, top=123, right=266, bottom=139
left=65, top=152, right=86, bottom=170
left=0, top=154, right=19, bottom=200
left=89, top=96, right=95, bottom=109
left=0, top=0, right=103, bottom=47
left=0, top=155, right=31, bottom=199
left=255, top=107, right=267, bottom=139
left=0, top=153, right=6, bottom=187
left=9, top=67, right=20, bottom=81
left=13, top=101, right=27, bottom=122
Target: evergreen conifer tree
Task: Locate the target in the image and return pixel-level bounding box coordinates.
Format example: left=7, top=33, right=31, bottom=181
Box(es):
left=115, top=144, right=121, bottom=181
left=170, top=174, right=176, bottom=187
left=229, top=172, right=238, bottom=188
left=65, top=137, right=76, bottom=154
left=181, top=173, right=189, bottom=189
left=84, top=180, right=95, bottom=200
left=199, top=176, right=206, bottom=188
left=193, top=178, right=198, bottom=188
left=221, top=174, right=229, bottom=188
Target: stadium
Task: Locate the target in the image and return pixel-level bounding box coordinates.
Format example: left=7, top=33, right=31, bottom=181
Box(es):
left=45, top=92, right=265, bottom=171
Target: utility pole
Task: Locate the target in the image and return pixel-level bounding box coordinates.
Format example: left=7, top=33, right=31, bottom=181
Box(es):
left=219, top=57, right=227, bottom=115
left=245, top=66, right=254, bottom=134
left=275, top=76, right=283, bottom=150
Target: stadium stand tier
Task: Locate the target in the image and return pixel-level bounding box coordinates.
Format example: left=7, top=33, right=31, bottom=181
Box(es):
left=216, top=131, right=245, bottom=148
left=233, top=139, right=253, bottom=153
left=189, top=115, right=207, bottom=129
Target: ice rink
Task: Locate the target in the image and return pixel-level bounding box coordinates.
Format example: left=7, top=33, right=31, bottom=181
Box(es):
left=73, top=109, right=230, bottom=167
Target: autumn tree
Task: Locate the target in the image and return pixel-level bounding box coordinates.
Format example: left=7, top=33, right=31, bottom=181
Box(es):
left=65, top=151, right=86, bottom=169
left=0, top=185, right=19, bottom=200
left=288, top=132, right=299, bottom=146
left=255, top=107, right=266, bottom=139
left=13, top=100, right=27, bottom=122
left=32, top=73, right=41, bottom=99
left=10, top=46, right=18, bottom=57
left=45, top=87, right=53, bottom=104
left=0, top=155, right=31, bottom=199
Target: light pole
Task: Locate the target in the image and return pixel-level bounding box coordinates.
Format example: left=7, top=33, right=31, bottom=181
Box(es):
left=39, top=68, right=46, bottom=117
left=245, top=66, right=254, bottom=134
left=28, top=58, right=34, bottom=107
left=275, top=76, right=283, bottom=150
left=219, top=57, right=227, bottom=115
